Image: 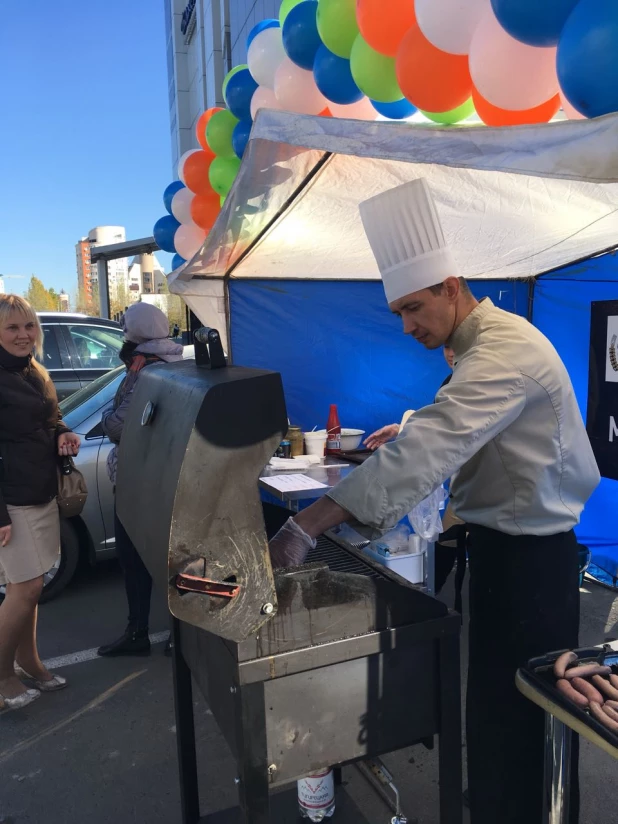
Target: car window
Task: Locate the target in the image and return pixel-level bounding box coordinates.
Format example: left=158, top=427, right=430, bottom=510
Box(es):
left=67, top=325, right=124, bottom=369
left=60, top=366, right=125, bottom=430
left=38, top=326, right=63, bottom=370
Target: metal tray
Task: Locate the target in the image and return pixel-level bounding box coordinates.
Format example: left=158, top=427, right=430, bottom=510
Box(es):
left=521, top=645, right=618, bottom=749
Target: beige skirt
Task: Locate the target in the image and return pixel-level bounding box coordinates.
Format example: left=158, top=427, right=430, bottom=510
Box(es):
left=0, top=500, right=60, bottom=585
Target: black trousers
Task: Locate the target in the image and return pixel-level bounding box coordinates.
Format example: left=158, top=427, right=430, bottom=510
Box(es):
left=115, top=507, right=153, bottom=632
left=466, top=526, right=580, bottom=824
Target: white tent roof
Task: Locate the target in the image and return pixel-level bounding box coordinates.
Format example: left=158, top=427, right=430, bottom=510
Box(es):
left=169, top=110, right=618, bottom=346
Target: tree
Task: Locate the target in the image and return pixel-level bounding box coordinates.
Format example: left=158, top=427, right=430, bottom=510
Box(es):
left=25, top=276, right=56, bottom=311
left=110, top=281, right=129, bottom=321
left=48, top=288, right=60, bottom=311
left=158, top=277, right=185, bottom=335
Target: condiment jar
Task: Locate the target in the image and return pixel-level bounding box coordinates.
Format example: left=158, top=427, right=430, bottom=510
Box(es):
left=288, top=425, right=304, bottom=457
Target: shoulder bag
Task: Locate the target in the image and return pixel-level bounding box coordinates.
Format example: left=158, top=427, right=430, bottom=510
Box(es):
left=57, top=456, right=88, bottom=518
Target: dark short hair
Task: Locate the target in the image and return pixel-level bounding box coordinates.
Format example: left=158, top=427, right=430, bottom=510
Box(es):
left=428, top=277, right=471, bottom=296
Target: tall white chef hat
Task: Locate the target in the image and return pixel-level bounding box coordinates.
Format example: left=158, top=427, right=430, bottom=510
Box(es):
left=359, top=178, right=459, bottom=305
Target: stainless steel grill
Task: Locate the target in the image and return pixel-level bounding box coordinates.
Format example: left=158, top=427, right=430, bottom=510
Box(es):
left=116, top=329, right=463, bottom=824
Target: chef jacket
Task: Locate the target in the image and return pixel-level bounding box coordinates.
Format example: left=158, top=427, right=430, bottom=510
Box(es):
left=328, top=299, right=600, bottom=537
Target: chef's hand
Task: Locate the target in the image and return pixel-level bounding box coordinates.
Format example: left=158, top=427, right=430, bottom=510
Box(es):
left=364, top=423, right=400, bottom=451
left=0, top=525, right=12, bottom=547
left=269, top=518, right=316, bottom=569
left=58, top=433, right=81, bottom=457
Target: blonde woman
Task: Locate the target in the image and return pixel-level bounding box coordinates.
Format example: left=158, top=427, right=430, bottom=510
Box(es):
left=0, top=295, right=80, bottom=711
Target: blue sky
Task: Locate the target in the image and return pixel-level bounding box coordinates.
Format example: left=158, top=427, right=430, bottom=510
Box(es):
left=0, top=0, right=174, bottom=300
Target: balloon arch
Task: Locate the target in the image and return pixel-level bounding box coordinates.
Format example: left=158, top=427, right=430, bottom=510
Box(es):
left=154, top=0, right=618, bottom=265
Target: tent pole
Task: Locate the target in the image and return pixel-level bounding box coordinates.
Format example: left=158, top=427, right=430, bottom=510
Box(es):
left=528, top=278, right=536, bottom=323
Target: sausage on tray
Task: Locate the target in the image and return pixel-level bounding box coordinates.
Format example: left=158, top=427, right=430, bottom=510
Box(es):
left=589, top=701, right=618, bottom=734
left=603, top=703, right=618, bottom=724
left=556, top=678, right=589, bottom=708
left=564, top=664, right=611, bottom=680
left=553, top=651, right=577, bottom=679
left=610, top=674, right=618, bottom=690
left=571, top=676, right=605, bottom=705
left=591, top=674, right=618, bottom=701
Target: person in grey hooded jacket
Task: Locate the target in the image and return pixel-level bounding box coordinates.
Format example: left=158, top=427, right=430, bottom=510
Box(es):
left=97, top=303, right=183, bottom=657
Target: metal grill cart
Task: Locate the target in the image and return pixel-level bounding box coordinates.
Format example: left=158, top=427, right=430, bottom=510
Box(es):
left=116, top=329, right=463, bottom=824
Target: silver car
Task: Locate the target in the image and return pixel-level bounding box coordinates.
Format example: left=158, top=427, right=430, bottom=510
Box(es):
left=0, top=348, right=194, bottom=602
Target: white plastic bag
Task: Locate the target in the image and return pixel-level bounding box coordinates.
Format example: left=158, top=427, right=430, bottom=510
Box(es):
left=407, top=486, right=448, bottom=540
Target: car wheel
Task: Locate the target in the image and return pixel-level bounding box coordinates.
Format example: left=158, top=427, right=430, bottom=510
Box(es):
left=38, top=520, right=81, bottom=603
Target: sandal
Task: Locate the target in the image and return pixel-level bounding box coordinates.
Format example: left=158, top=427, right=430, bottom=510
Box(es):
left=0, top=688, right=41, bottom=712
left=14, top=664, right=68, bottom=692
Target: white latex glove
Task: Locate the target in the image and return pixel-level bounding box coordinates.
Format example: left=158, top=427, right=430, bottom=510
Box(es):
left=269, top=517, right=317, bottom=569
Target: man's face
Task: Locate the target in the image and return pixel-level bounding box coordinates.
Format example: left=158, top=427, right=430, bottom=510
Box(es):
left=389, top=278, right=459, bottom=350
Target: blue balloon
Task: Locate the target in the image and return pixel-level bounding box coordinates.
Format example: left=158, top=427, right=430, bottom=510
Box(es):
left=558, top=0, right=618, bottom=118
left=163, top=181, right=185, bottom=215
left=282, top=1, right=321, bottom=71
left=247, top=18, right=279, bottom=50
left=224, top=68, right=258, bottom=122
left=232, top=119, right=252, bottom=160
left=313, top=44, right=362, bottom=105
left=491, top=0, right=579, bottom=47
left=371, top=98, right=417, bottom=120
left=153, top=215, right=180, bottom=254
left=171, top=253, right=186, bottom=270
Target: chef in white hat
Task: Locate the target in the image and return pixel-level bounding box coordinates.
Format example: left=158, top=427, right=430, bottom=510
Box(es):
left=269, top=178, right=599, bottom=824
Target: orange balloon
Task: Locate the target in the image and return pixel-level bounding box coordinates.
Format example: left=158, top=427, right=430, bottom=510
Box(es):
left=183, top=151, right=215, bottom=195
left=190, top=190, right=221, bottom=230
left=396, top=23, right=472, bottom=113
left=319, top=107, right=332, bottom=117
left=357, top=0, right=416, bottom=57
left=472, top=88, right=560, bottom=127
left=196, top=108, right=222, bottom=153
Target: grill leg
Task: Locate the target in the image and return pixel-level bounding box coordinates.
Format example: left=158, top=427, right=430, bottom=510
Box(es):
left=438, top=633, right=463, bottom=824
left=171, top=617, right=201, bottom=824
left=543, top=713, right=571, bottom=824
left=235, top=682, right=271, bottom=824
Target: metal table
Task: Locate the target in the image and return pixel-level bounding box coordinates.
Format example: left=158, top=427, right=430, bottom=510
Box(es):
left=516, top=640, right=618, bottom=824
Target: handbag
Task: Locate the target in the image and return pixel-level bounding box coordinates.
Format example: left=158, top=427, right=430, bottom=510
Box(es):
left=57, top=456, right=88, bottom=518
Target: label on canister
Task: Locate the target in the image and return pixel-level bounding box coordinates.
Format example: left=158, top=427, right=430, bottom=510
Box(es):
left=298, top=769, right=335, bottom=813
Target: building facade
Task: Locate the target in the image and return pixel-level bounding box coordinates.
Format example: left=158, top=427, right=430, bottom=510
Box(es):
left=75, top=226, right=130, bottom=311
left=128, top=253, right=167, bottom=302
left=164, top=0, right=280, bottom=174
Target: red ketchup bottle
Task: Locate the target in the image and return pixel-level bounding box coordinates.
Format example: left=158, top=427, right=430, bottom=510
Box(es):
left=326, top=404, right=341, bottom=455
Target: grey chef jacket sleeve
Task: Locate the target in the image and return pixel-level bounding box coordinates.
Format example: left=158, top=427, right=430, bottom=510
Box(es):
left=327, top=348, right=526, bottom=532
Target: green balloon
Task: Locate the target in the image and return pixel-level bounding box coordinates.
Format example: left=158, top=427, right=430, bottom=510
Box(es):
left=206, top=110, right=239, bottom=159
left=279, top=0, right=305, bottom=26
left=316, top=0, right=359, bottom=59
left=223, top=64, right=247, bottom=99
left=209, top=156, right=241, bottom=197
left=220, top=194, right=227, bottom=207
left=350, top=35, right=401, bottom=104
left=420, top=99, right=476, bottom=125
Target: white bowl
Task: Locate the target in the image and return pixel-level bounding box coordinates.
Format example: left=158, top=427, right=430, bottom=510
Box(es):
left=341, top=429, right=365, bottom=451
left=312, top=428, right=365, bottom=451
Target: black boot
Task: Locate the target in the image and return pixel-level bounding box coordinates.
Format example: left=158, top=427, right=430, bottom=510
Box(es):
left=97, top=628, right=151, bottom=657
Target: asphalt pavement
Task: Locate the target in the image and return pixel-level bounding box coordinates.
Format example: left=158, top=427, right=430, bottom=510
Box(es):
left=1, top=559, right=617, bottom=824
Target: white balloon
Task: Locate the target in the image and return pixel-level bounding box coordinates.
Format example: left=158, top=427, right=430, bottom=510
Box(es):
left=560, top=91, right=586, bottom=120
left=174, top=223, right=207, bottom=261
left=329, top=98, right=379, bottom=121
left=170, top=188, right=195, bottom=225
left=416, top=0, right=488, bottom=56
left=178, top=149, right=200, bottom=184
left=248, top=28, right=286, bottom=89
left=274, top=57, right=329, bottom=115
left=250, top=86, right=282, bottom=120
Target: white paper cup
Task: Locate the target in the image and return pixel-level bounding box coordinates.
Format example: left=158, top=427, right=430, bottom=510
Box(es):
left=304, top=432, right=327, bottom=457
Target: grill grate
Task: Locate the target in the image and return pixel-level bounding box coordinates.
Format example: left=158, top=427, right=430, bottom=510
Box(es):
left=306, top=535, right=381, bottom=578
